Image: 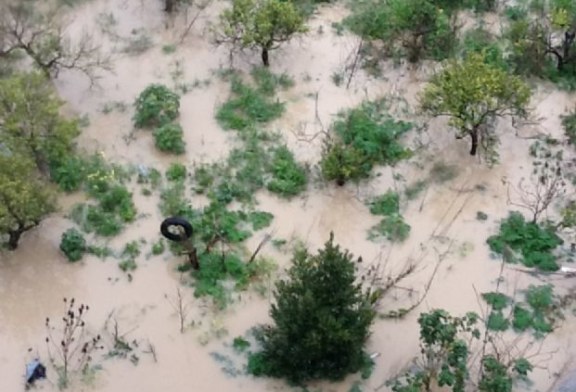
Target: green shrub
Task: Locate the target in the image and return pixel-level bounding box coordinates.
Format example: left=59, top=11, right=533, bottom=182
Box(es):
left=368, top=215, right=411, bottom=242
left=151, top=239, right=165, bottom=255
left=51, top=156, right=87, bottom=192
left=248, top=211, right=274, bottom=230
left=321, top=99, right=412, bottom=185
left=369, top=191, right=400, bottom=216
left=133, top=84, right=180, bottom=128
left=60, top=228, right=87, bottom=262
left=487, top=212, right=563, bottom=271
left=166, top=162, right=187, bottom=181
left=460, top=28, right=507, bottom=71
left=216, top=77, right=285, bottom=131
left=247, top=234, right=376, bottom=383
left=320, top=140, right=370, bottom=185
left=266, top=146, right=307, bottom=197
left=153, top=123, right=186, bottom=154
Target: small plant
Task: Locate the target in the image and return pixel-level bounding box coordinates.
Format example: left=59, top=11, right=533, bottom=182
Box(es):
left=561, top=108, right=576, bottom=145
left=367, top=191, right=411, bottom=242
left=232, top=336, right=251, bottom=352
left=153, top=123, right=186, bottom=154
left=45, top=298, right=103, bottom=389
left=320, top=140, right=369, bottom=185
left=151, top=239, right=165, bottom=255
left=133, top=84, right=180, bottom=128
left=487, top=212, right=563, bottom=271
left=404, top=180, right=428, bottom=200
left=266, top=146, right=307, bottom=197
left=429, top=161, right=459, bottom=183
left=60, top=228, right=87, bottom=262
left=166, top=162, right=187, bottom=181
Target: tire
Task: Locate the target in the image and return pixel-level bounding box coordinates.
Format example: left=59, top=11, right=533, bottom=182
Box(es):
left=160, top=217, right=193, bottom=242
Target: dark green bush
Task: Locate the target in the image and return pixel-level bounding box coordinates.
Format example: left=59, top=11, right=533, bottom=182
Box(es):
left=166, top=162, right=187, bottom=181
left=247, top=234, right=376, bottom=383
left=133, top=84, right=180, bottom=128
left=367, top=190, right=411, bottom=242
left=153, top=123, right=186, bottom=154
left=266, top=146, right=307, bottom=197
left=60, top=228, right=87, bottom=262
left=51, top=156, right=87, bottom=192
left=320, top=141, right=370, bottom=185
left=487, top=212, right=563, bottom=271
left=369, top=191, right=400, bottom=216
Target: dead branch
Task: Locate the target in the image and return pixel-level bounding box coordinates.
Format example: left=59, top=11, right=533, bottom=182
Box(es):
left=248, top=233, right=271, bottom=263
left=177, top=0, right=213, bottom=44
left=0, top=1, right=112, bottom=87
left=165, top=287, right=190, bottom=333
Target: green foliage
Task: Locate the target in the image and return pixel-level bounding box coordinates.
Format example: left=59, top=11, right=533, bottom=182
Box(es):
left=217, top=0, right=307, bottom=66
left=486, top=311, right=510, bottom=331
left=247, top=234, right=376, bottom=383
left=421, top=53, right=531, bottom=161
left=133, top=84, right=180, bottom=128
left=166, top=163, right=187, bottom=181
left=216, top=74, right=285, bottom=131
left=481, top=292, right=510, bottom=311
left=232, top=336, right=251, bottom=352
left=345, top=0, right=457, bottom=63
left=151, top=239, right=165, bottom=255
left=153, top=123, right=186, bottom=154
left=367, top=191, right=411, bottom=242
left=159, top=181, right=190, bottom=217
left=320, top=99, right=412, bottom=184
left=0, top=72, right=80, bottom=176
left=266, top=146, right=307, bottom=197
left=60, top=228, right=87, bottom=262
left=460, top=28, right=507, bottom=71
left=487, top=212, right=563, bottom=271
left=391, top=310, right=479, bottom=392
left=404, top=180, right=428, bottom=200
left=248, top=211, right=274, bottom=230
left=0, top=155, right=56, bottom=249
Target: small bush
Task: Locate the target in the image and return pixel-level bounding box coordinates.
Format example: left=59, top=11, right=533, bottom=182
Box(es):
left=320, top=140, right=370, bottom=185
left=166, top=163, right=187, bottom=181
left=460, top=28, right=507, bottom=71
left=429, top=161, right=459, bottom=183
left=153, top=123, right=186, bottom=154
left=404, top=180, right=428, bottom=200
left=151, top=239, right=165, bottom=255
left=51, top=156, right=87, bottom=192
left=266, top=146, right=307, bottom=197
left=133, top=84, right=180, bottom=128
left=60, top=228, right=87, bottom=262
left=248, top=211, right=274, bottom=230
left=368, top=215, right=411, bottom=242
left=487, top=212, right=563, bottom=271
left=369, top=191, right=400, bottom=216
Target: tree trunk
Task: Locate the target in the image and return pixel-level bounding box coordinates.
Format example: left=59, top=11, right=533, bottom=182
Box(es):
left=7, top=229, right=22, bottom=250
left=165, top=0, right=175, bottom=13
left=469, top=130, right=479, bottom=156
left=261, top=47, right=270, bottom=67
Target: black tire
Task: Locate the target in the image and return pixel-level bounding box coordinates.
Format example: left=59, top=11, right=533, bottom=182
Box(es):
left=160, top=217, right=193, bottom=242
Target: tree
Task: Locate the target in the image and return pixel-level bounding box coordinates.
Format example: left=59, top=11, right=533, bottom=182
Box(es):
left=0, top=154, right=56, bottom=249
left=345, top=0, right=457, bottom=62
left=248, top=233, right=376, bottom=383
left=420, top=53, right=531, bottom=161
left=0, top=72, right=80, bottom=175
left=0, top=0, right=110, bottom=84
left=215, top=0, right=307, bottom=66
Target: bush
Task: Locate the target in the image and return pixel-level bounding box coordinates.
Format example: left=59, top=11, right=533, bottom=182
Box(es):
left=133, top=84, right=180, bottom=128
left=51, top=155, right=87, bottom=192
left=367, top=191, right=411, bottom=242
left=487, top=212, right=563, bottom=271
left=321, top=99, right=412, bottom=184
left=153, top=123, right=186, bottom=154
left=60, top=228, right=87, bottom=262
left=247, top=233, right=376, bottom=383
left=166, top=163, right=187, bottom=181
left=266, top=146, right=307, bottom=197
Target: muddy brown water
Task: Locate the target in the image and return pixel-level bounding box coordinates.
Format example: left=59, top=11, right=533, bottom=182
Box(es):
left=1, top=1, right=576, bottom=391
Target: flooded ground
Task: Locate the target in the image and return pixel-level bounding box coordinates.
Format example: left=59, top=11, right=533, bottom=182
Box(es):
left=1, top=1, right=576, bottom=391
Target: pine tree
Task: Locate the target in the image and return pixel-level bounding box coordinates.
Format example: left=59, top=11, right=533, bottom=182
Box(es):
left=248, top=233, right=376, bottom=383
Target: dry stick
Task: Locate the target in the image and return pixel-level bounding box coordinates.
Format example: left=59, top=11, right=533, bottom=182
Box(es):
left=345, top=39, right=363, bottom=90
left=248, top=234, right=272, bottom=263
left=165, top=287, right=189, bottom=333
left=178, top=0, right=213, bottom=44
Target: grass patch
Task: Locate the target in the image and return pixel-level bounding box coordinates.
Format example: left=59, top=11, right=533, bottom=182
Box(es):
left=216, top=68, right=291, bottom=131
left=487, top=212, right=563, bottom=271
left=266, top=146, right=307, bottom=198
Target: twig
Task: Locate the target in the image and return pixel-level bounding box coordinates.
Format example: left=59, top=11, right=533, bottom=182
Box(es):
left=248, top=234, right=271, bottom=263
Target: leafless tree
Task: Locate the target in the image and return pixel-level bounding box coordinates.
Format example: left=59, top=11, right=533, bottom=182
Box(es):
left=507, top=159, right=566, bottom=224
left=0, top=1, right=111, bottom=86
left=165, top=288, right=191, bottom=333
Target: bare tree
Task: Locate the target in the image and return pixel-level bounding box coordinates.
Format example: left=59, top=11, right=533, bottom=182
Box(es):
left=165, top=288, right=191, bottom=333
left=0, top=1, right=111, bottom=86
left=507, top=159, right=566, bottom=224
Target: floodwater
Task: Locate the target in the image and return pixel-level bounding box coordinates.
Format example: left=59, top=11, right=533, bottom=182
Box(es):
left=1, top=1, right=576, bottom=391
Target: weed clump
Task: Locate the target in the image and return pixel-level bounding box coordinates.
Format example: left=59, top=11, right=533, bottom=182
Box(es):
left=266, top=146, right=307, bottom=197
left=166, top=163, right=187, bottom=181
left=487, top=212, right=563, bottom=271
left=367, top=190, right=411, bottom=242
